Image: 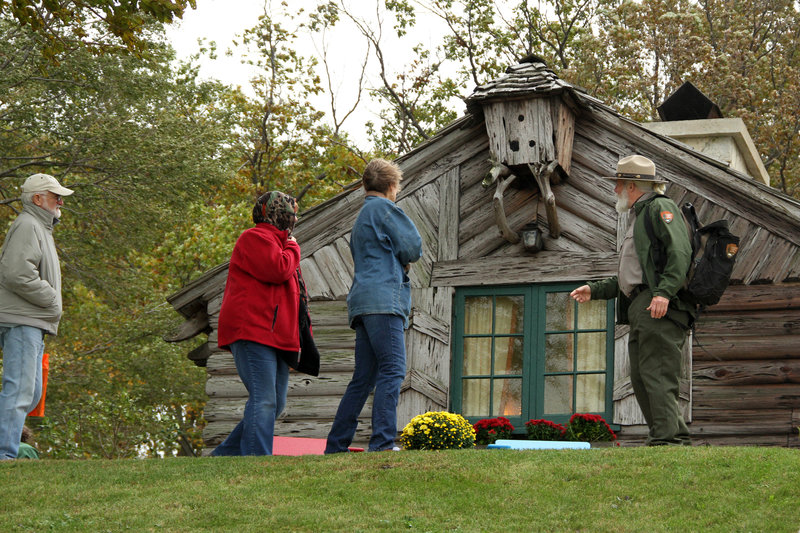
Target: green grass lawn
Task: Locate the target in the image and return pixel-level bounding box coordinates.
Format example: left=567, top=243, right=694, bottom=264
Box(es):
left=2, top=446, right=798, bottom=532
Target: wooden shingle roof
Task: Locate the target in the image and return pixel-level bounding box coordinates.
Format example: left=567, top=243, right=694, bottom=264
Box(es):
left=465, top=59, right=576, bottom=108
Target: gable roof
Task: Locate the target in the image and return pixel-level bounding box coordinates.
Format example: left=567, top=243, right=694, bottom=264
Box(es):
left=167, top=60, right=800, bottom=315
left=463, top=59, right=798, bottom=220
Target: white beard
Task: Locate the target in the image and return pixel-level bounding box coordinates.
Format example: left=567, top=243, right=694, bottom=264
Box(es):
left=36, top=203, right=60, bottom=219
left=615, top=188, right=630, bottom=213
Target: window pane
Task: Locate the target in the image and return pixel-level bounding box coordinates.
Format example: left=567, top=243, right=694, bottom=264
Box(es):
left=576, top=374, right=605, bottom=412
left=456, top=286, right=612, bottom=424
left=577, top=332, right=606, bottom=372
left=545, top=333, right=573, bottom=372
left=494, top=336, right=523, bottom=375
left=462, top=378, right=490, bottom=417
left=544, top=375, right=573, bottom=415
left=464, top=296, right=493, bottom=334
left=577, top=299, right=607, bottom=329
left=493, top=378, right=522, bottom=416
left=495, top=295, right=523, bottom=334
left=463, top=337, right=491, bottom=376
left=545, top=292, right=573, bottom=331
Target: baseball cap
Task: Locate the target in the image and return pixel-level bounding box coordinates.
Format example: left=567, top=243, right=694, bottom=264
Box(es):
left=21, top=173, right=74, bottom=196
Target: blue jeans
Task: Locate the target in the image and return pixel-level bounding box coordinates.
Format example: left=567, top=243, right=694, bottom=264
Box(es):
left=0, top=325, right=45, bottom=460
left=211, top=341, right=289, bottom=456
left=325, top=314, right=406, bottom=453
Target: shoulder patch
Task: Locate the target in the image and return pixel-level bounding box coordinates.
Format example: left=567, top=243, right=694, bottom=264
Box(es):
left=660, top=211, right=674, bottom=223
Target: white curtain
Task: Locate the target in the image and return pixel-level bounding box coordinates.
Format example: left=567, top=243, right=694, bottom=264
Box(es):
left=462, top=291, right=606, bottom=418
left=544, top=294, right=606, bottom=415
left=462, top=296, right=522, bottom=416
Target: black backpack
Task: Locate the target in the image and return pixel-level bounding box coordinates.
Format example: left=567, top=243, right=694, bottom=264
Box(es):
left=644, top=198, right=740, bottom=308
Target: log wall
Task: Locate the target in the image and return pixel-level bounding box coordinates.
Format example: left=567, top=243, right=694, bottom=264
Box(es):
left=681, top=284, right=800, bottom=447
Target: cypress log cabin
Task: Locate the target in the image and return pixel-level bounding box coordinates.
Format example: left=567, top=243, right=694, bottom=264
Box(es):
left=166, top=59, right=800, bottom=451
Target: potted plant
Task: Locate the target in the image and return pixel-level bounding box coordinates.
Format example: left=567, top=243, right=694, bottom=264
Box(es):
left=473, top=416, right=514, bottom=445
left=398, top=411, right=476, bottom=450
left=525, top=419, right=567, bottom=441
left=564, top=413, right=618, bottom=444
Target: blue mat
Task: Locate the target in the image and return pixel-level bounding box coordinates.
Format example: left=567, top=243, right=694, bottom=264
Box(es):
left=487, top=439, right=590, bottom=450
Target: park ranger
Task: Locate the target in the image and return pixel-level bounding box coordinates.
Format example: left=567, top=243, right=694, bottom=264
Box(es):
left=570, top=155, right=694, bottom=446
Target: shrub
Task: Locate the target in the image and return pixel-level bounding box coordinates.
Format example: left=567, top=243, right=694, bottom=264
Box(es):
left=525, top=419, right=567, bottom=441
left=399, top=411, right=476, bottom=450
left=473, top=416, right=514, bottom=445
left=564, top=413, right=617, bottom=442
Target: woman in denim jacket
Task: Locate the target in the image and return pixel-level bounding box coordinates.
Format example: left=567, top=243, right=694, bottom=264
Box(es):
left=326, top=159, right=422, bottom=453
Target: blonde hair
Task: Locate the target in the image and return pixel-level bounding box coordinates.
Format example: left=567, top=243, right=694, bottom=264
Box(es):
left=362, top=159, right=403, bottom=194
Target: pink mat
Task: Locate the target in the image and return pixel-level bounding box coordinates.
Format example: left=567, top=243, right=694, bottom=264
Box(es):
left=272, top=436, right=363, bottom=455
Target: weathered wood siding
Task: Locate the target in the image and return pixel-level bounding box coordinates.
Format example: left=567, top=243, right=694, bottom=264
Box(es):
left=399, top=287, right=453, bottom=428
left=688, top=284, right=800, bottom=447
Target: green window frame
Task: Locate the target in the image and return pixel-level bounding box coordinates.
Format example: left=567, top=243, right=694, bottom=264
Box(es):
left=451, top=283, right=615, bottom=430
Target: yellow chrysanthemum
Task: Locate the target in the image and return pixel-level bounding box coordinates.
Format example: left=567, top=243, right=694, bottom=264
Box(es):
left=398, top=411, right=476, bottom=450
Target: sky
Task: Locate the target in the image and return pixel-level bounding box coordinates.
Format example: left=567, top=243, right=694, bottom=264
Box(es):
left=167, top=0, right=275, bottom=93
left=165, top=0, right=452, bottom=147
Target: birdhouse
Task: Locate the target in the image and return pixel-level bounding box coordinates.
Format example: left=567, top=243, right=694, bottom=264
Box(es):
left=467, top=57, right=577, bottom=177
left=465, top=58, right=579, bottom=242
left=483, top=94, right=577, bottom=176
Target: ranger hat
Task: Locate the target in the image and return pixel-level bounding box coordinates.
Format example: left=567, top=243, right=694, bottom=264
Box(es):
left=21, top=173, right=74, bottom=196
left=603, top=155, right=667, bottom=183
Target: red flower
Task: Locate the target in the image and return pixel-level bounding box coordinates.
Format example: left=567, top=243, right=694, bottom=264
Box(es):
left=566, top=413, right=617, bottom=442
left=473, top=417, right=515, bottom=444
left=525, top=419, right=566, bottom=440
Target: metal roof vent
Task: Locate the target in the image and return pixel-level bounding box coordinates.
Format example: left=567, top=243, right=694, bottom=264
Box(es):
left=657, top=81, right=722, bottom=121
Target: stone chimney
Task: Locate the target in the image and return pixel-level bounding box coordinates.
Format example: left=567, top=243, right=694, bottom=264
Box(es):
left=643, top=82, right=769, bottom=186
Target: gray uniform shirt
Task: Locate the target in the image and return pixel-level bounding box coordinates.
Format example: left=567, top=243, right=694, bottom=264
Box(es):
left=617, top=194, right=652, bottom=297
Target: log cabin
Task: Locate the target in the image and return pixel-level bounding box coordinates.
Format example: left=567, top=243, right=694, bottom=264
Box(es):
left=166, top=58, right=800, bottom=452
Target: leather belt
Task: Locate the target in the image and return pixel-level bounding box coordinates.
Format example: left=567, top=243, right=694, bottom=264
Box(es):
left=629, top=284, right=649, bottom=300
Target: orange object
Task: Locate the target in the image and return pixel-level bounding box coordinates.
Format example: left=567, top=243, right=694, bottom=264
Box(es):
left=28, top=353, right=49, bottom=417
left=272, top=436, right=325, bottom=456
left=271, top=436, right=364, bottom=455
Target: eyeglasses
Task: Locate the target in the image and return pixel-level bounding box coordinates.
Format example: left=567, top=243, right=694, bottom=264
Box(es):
left=46, top=192, right=62, bottom=202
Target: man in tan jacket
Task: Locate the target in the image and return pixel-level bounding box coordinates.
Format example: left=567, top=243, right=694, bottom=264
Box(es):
left=0, top=173, right=73, bottom=460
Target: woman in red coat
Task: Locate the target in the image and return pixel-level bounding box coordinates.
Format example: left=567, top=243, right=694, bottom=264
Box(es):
left=212, top=191, right=300, bottom=456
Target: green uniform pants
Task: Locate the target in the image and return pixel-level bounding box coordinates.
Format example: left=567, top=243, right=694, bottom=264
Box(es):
left=628, top=291, right=691, bottom=446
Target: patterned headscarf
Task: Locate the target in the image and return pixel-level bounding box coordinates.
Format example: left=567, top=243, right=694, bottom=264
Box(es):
left=252, top=191, right=297, bottom=232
